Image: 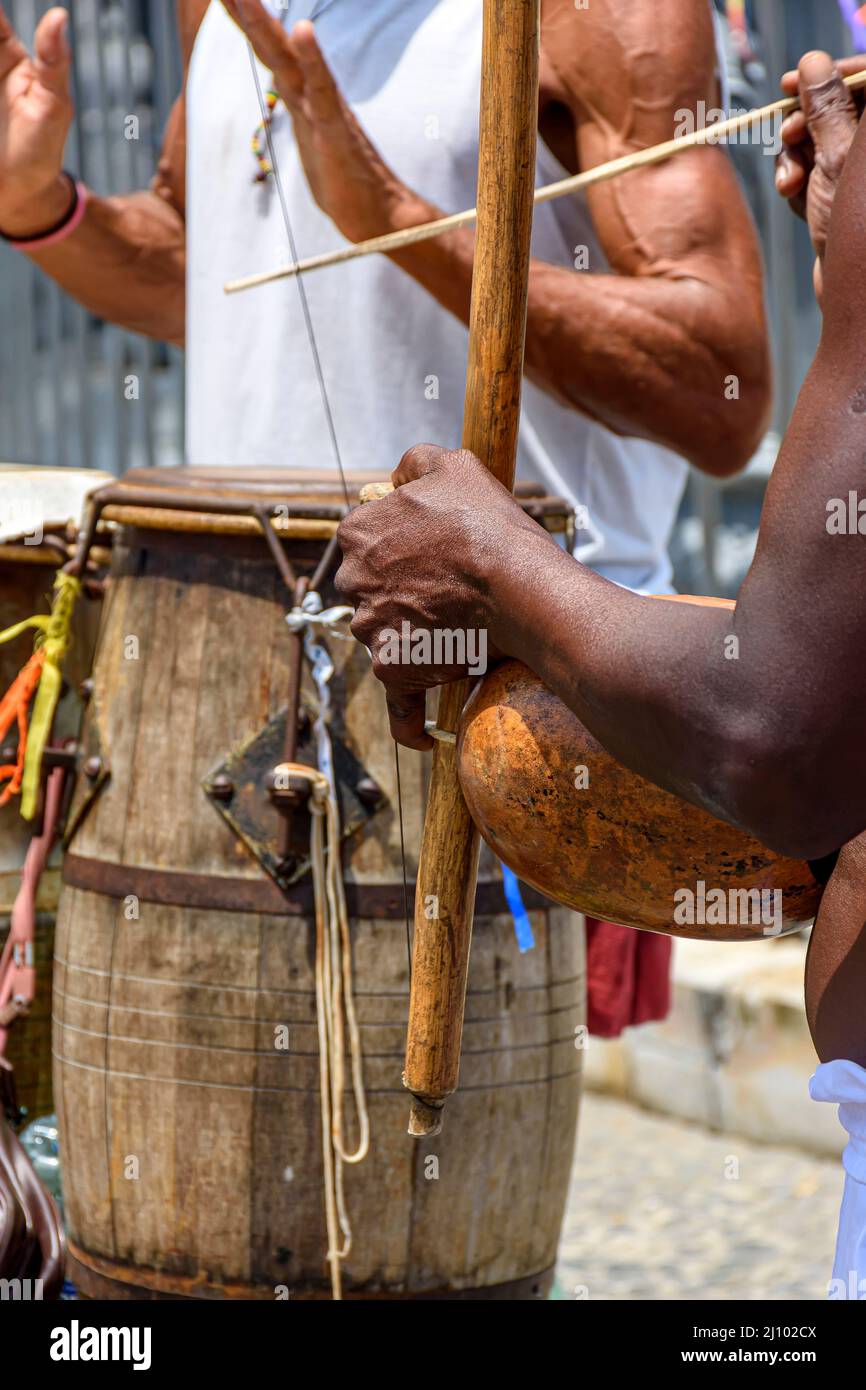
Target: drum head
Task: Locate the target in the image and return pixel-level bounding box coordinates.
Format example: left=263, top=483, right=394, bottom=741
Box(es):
left=115, top=466, right=569, bottom=530
left=121, top=466, right=552, bottom=500
left=120, top=466, right=388, bottom=512
left=0, top=467, right=112, bottom=543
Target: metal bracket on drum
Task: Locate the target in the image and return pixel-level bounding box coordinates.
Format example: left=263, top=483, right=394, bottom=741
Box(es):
left=59, top=680, right=110, bottom=848
left=203, top=703, right=385, bottom=888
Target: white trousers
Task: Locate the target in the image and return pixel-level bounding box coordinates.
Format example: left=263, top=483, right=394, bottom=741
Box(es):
left=811, top=1060, right=866, bottom=1299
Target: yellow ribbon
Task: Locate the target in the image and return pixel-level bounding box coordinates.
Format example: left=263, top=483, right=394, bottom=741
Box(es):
left=0, top=570, right=82, bottom=820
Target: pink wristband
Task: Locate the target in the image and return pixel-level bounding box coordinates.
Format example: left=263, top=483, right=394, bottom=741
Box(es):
left=4, top=178, right=88, bottom=250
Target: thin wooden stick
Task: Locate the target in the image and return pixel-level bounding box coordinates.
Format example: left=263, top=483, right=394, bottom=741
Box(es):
left=224, top=69, right=866, bottom=295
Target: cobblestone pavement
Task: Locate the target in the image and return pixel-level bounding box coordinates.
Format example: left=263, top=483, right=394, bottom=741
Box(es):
left=556, top=1092, right=844, bottom=1301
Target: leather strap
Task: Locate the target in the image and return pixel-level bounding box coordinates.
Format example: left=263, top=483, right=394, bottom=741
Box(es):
left=62, top=852, right=554, bottom=920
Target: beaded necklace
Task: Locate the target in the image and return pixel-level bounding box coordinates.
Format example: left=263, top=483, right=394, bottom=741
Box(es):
left=250, top=0, right=344, bottom=182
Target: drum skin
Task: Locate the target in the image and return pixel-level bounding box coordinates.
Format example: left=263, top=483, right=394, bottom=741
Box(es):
left=53, top=473, right=583, bottom=1300
left=457, top=599, right=823, bottom=941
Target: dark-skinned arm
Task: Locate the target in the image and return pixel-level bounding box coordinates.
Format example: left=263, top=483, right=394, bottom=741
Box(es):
left=773, top=55, right=866, bottom=1067
left=336, top=57, right=866, bottom=864
left=0, top=1, right=208, bottom=345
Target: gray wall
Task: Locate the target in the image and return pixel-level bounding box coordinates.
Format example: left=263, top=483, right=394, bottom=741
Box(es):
left=0, top=0, right=183, bottom=473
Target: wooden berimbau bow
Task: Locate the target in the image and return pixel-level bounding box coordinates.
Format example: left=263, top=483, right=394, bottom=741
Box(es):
left=403, top=0, right=540, bottom=1137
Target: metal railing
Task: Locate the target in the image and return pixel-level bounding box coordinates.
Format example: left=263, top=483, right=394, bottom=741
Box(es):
left=0, top=0, right=183, bottom=473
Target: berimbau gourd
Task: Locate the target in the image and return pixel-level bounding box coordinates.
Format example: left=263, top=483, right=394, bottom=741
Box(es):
left=456, top=595, right=825, bottom=943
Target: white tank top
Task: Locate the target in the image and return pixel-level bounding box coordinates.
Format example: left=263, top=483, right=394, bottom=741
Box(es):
left=186, top=0, right=706, bottom=592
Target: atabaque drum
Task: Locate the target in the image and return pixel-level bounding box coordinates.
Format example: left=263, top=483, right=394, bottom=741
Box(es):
left=0, top=467, right=109, bottom=1119
left=457, top=596, right=824, bottom=941
left=54, top=468, right=582, bottom=1300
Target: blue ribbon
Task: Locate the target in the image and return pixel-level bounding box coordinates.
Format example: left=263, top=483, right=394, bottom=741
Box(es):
left=500, top=861, right=535, bottom=953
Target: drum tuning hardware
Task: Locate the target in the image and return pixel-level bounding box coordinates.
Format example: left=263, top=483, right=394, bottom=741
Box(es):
left=355, top=776, right=383, bottom=807
left=61, top=696, right=111, bottom=849
left=203, top=703, right=387, bottom=890
left=209, top=774, right=235, bottom=803
left=42, top=747, right=79, bottom=774
left=266, top=767, right=312, bottom=809
left=82, top=576, right=107, bottom=601
left=26, top=744, right=80, bottom=840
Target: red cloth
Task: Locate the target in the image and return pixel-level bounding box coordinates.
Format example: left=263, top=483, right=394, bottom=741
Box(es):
left=584, top=917, right=672, bottom=1038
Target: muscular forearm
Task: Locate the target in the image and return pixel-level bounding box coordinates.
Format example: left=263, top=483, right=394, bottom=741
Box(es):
left=523, top=262, right=769, bottom=476
left=391, top=203, right=768, bottom=476
left=8, top=174, right=186, bottom=345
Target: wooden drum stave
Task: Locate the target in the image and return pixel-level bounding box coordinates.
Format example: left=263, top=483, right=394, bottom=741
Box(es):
left=54, top=468, right=583, bottom=1300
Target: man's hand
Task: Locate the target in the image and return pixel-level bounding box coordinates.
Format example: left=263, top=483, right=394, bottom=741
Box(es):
left=222, top=1, right=428, bottom=244
left=335, top=446, right=552, bottom=750
left=0, top=5, right=75, bottom=237
left=776, top=50, right=863, bottom=303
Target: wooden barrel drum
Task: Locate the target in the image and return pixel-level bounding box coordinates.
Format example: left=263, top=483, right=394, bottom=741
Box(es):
left=0, top=468, right=108, bottom=1119
left=54, top=468, right=583, bottom=1300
